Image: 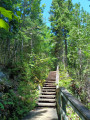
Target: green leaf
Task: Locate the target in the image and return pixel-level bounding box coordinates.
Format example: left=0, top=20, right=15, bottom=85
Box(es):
left=16, top=11, right=22, bottom=16
left=0, top=102, right=4, bottom=109
left=0, top=7, right=20, bottom=22
left=13, top=15, right=20, bottom=22
left=0, top=19, right=9, bottom=31
left=0, top=7, right=13, bottom=21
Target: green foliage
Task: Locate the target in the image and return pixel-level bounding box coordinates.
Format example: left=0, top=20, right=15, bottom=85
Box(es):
left=0, top=19, right=9, bottom=31
left=50, top=0, right=90, bottom=108
left=0, top=0, right=89, bottom=119
left=59, top=63, right=72, bottom=90
left=66, top=105, right=81, bottom=120
left=18, top=81, right=38, bottom=108
left=0, top=102, right=4, bottom=109
left=0, top=6, right=20, bottom=31
left=0, top=86, right=38, bottom=120
left=16, top=11, right=22, bottom=17
left=0, top=0, right=57, bottom=119
left=59, top=70, right=72, bottom=89
left=59, top=62, right=89, bottom=109
left=0, top=7, right=13, bottom=21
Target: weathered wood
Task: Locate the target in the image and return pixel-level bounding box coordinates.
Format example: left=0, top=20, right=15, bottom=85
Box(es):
left=56, top=65, right=90, bottom=120
left=60, top=87, right=90, bottom=120
left=38, top=71, right=56, bottom=108
left=56, top=87, right=90, bottom=120
left=41, top=92, right=56, bottom=95
left=38, top=102, right=56, bottom=107
left=38, top=98, right=56, bottom=102
left=56, top=65, right=59, bottom=88
left=43, top=86, right=56, bottom=89
left=39, top=95, right=55, bottom=98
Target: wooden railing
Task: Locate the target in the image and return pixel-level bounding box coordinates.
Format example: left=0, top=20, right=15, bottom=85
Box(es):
left=56, top=66, right=90, bottom=120
left=56, top=65, right=59, bottom=89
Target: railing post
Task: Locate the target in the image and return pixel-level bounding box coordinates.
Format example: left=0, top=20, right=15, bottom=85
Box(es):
left=62, top=96, right=67, bottom=120
left=59, top=88, right=68, bottom=120
left=56, top=88, right=62, bottom=120
left=56, top=65, right=59, bottom=88
left=59, top=91, right=62, bottom=120
left=38, top=85, right=41, bottom=94
left=62, top=97, right=66, bottom=113
left=56, top=69, right=90, bottom=120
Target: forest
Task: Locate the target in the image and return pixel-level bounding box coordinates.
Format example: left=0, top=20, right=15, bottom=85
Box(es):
left=0, top=0, right=90, bottom=119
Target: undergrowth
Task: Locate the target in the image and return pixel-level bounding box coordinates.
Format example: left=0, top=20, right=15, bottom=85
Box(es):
left=0, top=54, right=55, bottom=120
left=59, top=63, right=90, bottom=119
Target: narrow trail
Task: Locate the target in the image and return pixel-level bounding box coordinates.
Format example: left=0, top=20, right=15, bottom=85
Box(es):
left=22, top=71, right=58, bottom=120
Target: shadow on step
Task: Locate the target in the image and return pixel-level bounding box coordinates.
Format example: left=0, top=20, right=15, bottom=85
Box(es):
left=22, top=107, right=58, bottom=120
left=22, top=108, right=47, bottom=119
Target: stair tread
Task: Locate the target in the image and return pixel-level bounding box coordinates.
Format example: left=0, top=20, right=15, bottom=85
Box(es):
left=44, top=83, right=55, bottom=85
left=42, top=89, right=56, bottom=91
left=38, top=71, right=57, bottom=108
left=46, top=81, right=55, bottom=83
left=41, top=92, right=56, bottom=94
left=42, top=88, right=56, bottom=89
left=39, top=95, right=55, bottom=98
left=43, top=87, right=56, bottom=89
left=43, top=85, right=56, bottom=87
left=38, top=102, right=56, bottom=107
left=43, top=86, right=56, bottom=89
left=47, top=78, right=56, bottom=80
left=46, top=80, right=56, bottom=82
left=38, top=99, right=56, bottom=102
left=43, top=86, right=56, bottom=88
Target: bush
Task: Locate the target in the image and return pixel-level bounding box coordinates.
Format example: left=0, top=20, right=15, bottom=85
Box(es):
left=0, top=83, right=38, bottom=120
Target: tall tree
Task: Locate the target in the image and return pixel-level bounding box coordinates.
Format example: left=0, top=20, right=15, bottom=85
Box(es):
left=49, top=0, right=73, bottom=67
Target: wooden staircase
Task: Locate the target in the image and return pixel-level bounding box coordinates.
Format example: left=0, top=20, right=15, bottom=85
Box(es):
left=38, top=71, right=56, bottom=107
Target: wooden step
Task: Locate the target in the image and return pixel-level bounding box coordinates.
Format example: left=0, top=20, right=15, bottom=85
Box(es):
left=45, top=81, right=56, bottom=84
left=45, top=81, right=55, bottom=83
left=37, top=71, right=57, bottom=108
left=38, top=98, right=56, bottom=102
left=39, top=95, right=55, bottom=99
left=44, top=83, right=55, bottom=85
left=42, top=87, right=56, bottom=89
left=47, top=71, right=56, bottom=80
left=43, top=85, right=56, bottom=87
left=38, top=103, right=56, bottom=107
left=46, top=79, right=56, bottom=82
left=42, top=89, right=56, bottom=92
left=41, top=92, right=56, bottom=95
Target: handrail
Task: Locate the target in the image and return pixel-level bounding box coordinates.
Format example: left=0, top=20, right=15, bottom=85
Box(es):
left=56, top=66, right=90, bottom=120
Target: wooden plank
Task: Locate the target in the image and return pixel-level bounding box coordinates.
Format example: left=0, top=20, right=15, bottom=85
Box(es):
left=42, top=87, right=56, bottom=89
left=60, top=107, right=69, bottom=120
left=41, top=92, right=56, bottom=95
left=56, top=65, right=59, bottom=88
left=38, top=98, right=56, bottom=102
left=56, top=65, right=90, bottom=120
left=39, top=95, right=56, bottom=99
left=38, top=102, right=56, bottom=107
left=60, top=87, right=90, bottom=120
left=42, top=89, right=56, bottom=92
